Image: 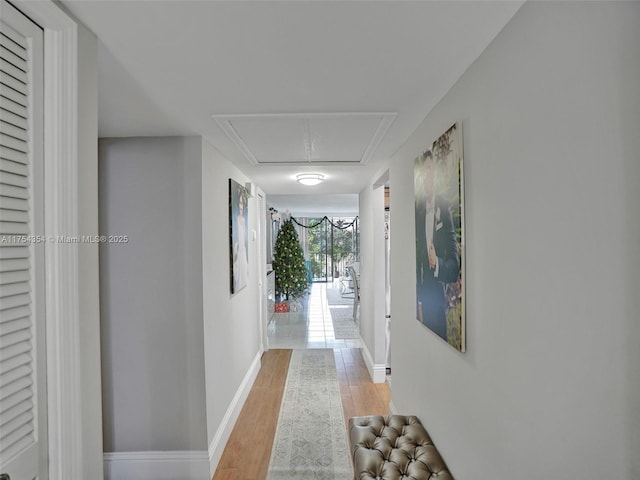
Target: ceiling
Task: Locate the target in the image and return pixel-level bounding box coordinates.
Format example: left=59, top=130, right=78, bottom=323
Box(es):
left=61, top=0, right=523, bottom=216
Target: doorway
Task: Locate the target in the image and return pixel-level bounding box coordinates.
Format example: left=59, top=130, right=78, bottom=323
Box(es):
left=305, top=216, right=359, bottom=283
left=384, top=187, right=391, bottom=375
left=373, top=170, right=391, bottom=382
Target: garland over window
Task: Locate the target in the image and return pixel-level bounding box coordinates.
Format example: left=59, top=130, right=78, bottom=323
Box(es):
left=290, top=216, right=358, bottom=230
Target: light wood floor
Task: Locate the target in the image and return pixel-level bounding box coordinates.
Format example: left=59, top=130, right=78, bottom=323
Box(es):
left=212, top=348, right=391, bottom=480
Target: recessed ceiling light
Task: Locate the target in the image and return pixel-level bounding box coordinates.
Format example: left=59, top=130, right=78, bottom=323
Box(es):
left=296, top=173, right=325, bottom=186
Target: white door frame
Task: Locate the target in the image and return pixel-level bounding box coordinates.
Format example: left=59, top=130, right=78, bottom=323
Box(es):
left=10, top=2, right=83, bottom=479
left=371, top=172, right=390, bottom=383
left=256, top=188, right=268, bottom=352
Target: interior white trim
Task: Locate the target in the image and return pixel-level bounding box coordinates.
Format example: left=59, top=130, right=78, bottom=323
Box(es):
left=43, top=24, right=82, bottom=480
left=208, top=350, right=262, bottom=475
left=257, top=187, right=269, bottom=353
left=214, top=118, right=260, bottom=165
left=103, top=451, right=209, bottom=480
left=359, top=114, right=396, bottom=165
left=361, top=340, right=387, bottom=384
left=13, top=2, right=83, bottom=479
left=251, top=160, right=368, bottom=167
left=211, top=112, right=397, bottom=120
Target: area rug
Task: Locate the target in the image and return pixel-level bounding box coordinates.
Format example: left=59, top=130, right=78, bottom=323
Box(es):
left=267, top=349, right=353, bottom=480
left=325, top=286, right=354, bottom=306
left=330, top=306, right=360, bottom=339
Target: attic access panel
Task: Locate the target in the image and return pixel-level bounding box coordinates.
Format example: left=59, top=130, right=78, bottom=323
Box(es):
left=213, top=112, right=396, bottom=166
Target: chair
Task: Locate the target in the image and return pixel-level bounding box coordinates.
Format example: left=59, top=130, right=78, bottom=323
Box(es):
left=340, top=266, right=354, bottom=297
left=340, top=279, right=353, bottom=297
left=348, top=265, right=360, bottom=320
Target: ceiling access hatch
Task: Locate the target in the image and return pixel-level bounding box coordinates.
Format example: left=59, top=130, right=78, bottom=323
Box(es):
left=212, top=112, right=396, bottom=166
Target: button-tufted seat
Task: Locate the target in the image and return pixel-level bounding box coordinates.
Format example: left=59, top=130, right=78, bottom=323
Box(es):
left=348, top=415, right=454, bottom=480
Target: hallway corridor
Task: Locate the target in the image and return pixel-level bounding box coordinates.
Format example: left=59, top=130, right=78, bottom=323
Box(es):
left=267, top=282, right=362, bottom=350
left=212, top=348, right=390, bottom=480
left=213, top=283, right=389, bottom=480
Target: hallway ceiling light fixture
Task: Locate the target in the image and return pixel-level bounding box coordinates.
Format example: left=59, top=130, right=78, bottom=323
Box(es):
left=296, top=173, right=325, bottom=186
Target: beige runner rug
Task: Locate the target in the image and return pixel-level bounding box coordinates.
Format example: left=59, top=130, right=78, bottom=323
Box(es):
left=330, top=306, right=360, bottom=339
left=267, top=349, right=352, bottom=480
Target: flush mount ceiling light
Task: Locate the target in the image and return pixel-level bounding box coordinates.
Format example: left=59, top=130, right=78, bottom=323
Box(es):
left=296, top=173, right=325, bottom=186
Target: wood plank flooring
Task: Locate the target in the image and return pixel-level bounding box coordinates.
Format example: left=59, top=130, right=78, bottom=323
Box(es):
left=212, top=348, right=391, bottom=480
left=334, top=348, right=392, bottom=426
left=213, top=349, right=291, bottom=480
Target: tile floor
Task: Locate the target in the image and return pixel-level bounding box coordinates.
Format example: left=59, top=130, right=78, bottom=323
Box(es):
left=267, top=281, right=362, bottom=349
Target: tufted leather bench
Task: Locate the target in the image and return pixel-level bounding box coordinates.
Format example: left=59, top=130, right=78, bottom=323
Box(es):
left=349, top=415, right=454, bottom=480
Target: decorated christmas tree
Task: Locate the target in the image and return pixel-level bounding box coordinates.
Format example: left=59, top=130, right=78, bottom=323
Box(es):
left=273, top=219, right=309, bottom=300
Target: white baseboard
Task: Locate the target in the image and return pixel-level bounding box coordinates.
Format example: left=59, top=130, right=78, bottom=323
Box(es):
left=208, top=350, right=262, bottom=475
left=103, top=451, right=209, bottom=480
left=360, top=341, right=387, bottom=384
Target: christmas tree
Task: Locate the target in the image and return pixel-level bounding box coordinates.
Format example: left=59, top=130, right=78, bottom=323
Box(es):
left=273, top=219, right=309, bottom=299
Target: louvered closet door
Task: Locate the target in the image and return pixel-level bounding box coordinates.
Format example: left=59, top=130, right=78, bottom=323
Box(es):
left=0, top=1, right=44, bottom=479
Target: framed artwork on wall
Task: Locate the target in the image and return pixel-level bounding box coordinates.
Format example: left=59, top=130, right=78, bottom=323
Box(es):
left=229, top=178, right=249, bottom=294
left=414, top=122, right=465, bottom=352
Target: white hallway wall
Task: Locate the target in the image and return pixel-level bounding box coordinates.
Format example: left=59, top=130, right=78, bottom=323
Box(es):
left=201, top=138, right=263, bottom=473
left=98, top=137, right=208, bottom=453
left=98, top=136, right=263, bottom=477
left=370, top=2, right=640, bottom=479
